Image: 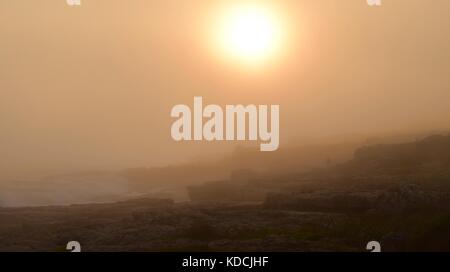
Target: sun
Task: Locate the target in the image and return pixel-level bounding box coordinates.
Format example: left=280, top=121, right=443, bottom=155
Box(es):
left=216, top=5, right=283, bottom=65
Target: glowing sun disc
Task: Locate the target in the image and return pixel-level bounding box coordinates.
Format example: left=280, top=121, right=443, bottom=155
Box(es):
left=217, top=5, right=283, bottom=64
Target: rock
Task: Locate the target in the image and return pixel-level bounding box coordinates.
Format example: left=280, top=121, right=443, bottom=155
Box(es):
left=374, top=184, right=448, bottom=212
left=264, top=192, right=373, bottom=213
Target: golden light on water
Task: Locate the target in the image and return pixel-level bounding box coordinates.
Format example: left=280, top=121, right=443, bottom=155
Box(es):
left=214, top=4, right=284, bottom=66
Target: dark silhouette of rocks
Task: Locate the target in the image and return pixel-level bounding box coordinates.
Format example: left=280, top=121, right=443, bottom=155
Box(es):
left=3, top=135, right=450, bottom=251
left=348, top=135, right=450, bottom=175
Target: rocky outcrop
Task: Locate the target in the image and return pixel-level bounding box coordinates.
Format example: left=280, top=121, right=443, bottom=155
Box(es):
left=188, top=180, right=269, bottom=202
left=264, top=184, right=450, bottom=214
left=264, top=191, right=374, bottom=213
left=374, top=184, right=449, bottom=212
left=348, top=135, right=450, bottom=175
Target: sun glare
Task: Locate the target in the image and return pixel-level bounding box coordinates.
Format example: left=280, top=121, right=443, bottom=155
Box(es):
left=217, top=5, right=283, bottom=65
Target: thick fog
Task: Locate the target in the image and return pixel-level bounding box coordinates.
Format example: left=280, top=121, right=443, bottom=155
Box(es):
left=1, top=0, right=450, bottom=180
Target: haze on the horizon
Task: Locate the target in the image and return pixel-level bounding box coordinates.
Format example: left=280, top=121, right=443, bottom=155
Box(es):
left=1, top=0, right=450, bottom=179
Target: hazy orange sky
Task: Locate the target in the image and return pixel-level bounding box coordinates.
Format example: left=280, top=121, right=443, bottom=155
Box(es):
left=1, top=0, right=450, bottom=178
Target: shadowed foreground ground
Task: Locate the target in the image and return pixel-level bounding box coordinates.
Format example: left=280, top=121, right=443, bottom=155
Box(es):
left=1, top=196, right=450, bottom=252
